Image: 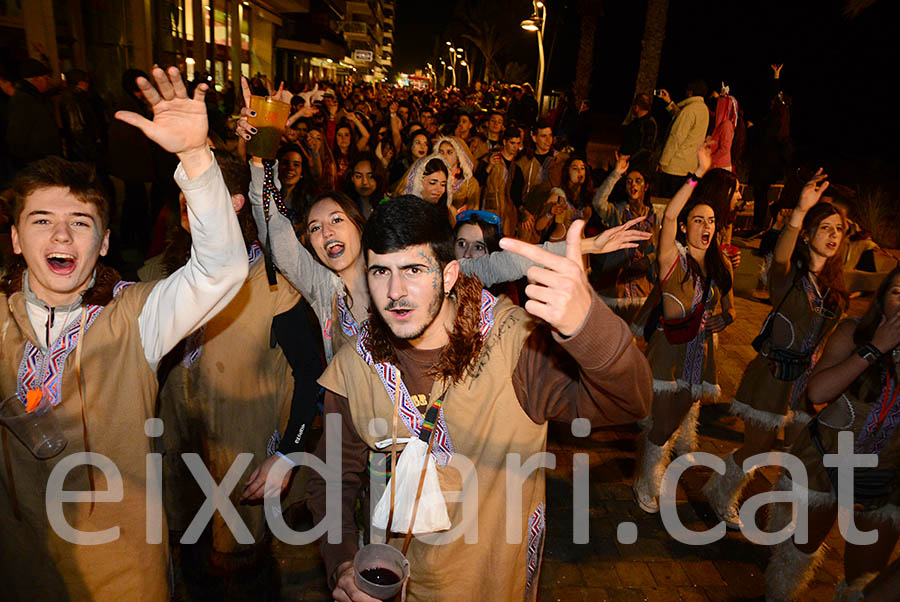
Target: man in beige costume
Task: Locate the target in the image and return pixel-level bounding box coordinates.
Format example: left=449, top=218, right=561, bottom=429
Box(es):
left=307, top=197, right=652, bottom=601
left=0, top=67, right=248, bottom=601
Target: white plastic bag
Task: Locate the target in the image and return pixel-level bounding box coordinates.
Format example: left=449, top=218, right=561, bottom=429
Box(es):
left=371, top=438, right=451, bottom=534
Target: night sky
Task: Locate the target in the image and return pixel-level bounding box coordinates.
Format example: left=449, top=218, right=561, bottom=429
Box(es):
left=395, top=0, right=899, bottom=181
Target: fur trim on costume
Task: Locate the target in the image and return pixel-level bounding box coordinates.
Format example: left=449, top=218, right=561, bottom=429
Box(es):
left=764, top=537, right=826, bottom=602
left=676, top=380, right=720, bottom=402
left=672, top=401, right=700, bottom=456
left=701, top=452, right=749, bottom=529
left=600, top=295, right=648, bottom=309
left=856, top=503, right=900, bottom=530
left=775, top=473, right=836, bottom=509
left=833, top=573, right=877, bottom=602
left=653, top=379, right=681, bottom=394
left=630, top=321, right=646, bottom=337
left=1, top=260, right=122, bottom=305
left=788, top=410, right=813, bottom=426
left=731, top=398, right=788, bottom=432
left=633, top=434, right=670, bottom=514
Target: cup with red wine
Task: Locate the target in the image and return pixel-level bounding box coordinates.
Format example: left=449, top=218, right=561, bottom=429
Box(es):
left=353, top=543, right=410, bottom=600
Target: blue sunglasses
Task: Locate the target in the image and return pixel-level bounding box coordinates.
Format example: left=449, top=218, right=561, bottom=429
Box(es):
left=456, top=210, right=502, bottom=236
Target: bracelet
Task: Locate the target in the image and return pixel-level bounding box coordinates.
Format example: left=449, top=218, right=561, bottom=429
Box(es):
left=856, top=343, right=883, bottom=364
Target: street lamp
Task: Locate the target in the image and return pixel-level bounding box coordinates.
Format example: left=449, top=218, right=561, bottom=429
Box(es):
left=520, top=0, right=547, bottom=113
left=447, top=45, right=458, bottom=87
left=439, top=58, right=446, bottom=88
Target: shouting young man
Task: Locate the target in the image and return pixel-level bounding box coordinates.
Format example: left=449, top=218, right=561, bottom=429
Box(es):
left=306, top=196, right=652, bottom=601
left=0, top=67, right=248, bottom=601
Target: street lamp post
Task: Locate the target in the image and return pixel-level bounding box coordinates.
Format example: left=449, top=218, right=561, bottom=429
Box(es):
left=447, top=43, right=458, bottom=88
left=439, top=58, right=446, bottom=88
left=457, top=48, right=471, bottom=87
left=520, top=0, right=547, bottom=113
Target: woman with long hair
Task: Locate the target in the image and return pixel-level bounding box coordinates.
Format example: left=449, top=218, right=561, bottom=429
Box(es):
left=342, top=151, right=387, bottom=219
left=275, top=143, right=310, bottom=228
left=702, top=170, right=848, bottom=529
left=592, top=154, right=660, bottom=320
left=402, top=154, right=451, bottom=208
left=306, top=127, right=337, bottom=192
left=535, top=155, right=593, bottom=242
left=763, top=266, right=900, bottom=601
left=632, top=142, right=735, bottom=514
left=434, top=136, right=481, bottom=212
left=389, top=128, right=430, bottom=190
left=332, top=117, right=368, bottom=184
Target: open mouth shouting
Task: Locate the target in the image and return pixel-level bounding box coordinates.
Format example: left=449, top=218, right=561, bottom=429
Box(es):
left=825, top=240, right=838, bottom=253
left=385, top=302, right=416, bottom=321
left=700, top=232, right=711, bottom=247
left=324, top=239, right=345, bottom=259
left=46, top=252, right=76, bottom=275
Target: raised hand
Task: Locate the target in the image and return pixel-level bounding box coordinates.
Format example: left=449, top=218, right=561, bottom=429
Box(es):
left=614, top=151, right=630, bottom=175
left=585, top=216, right=652, bottom=254
left=271, top=81, right=293, bottom=105
left=797, top=168, right=829, bottom=213
left=771, top=64, right=784, bottom=78
left=657, top=89, right=672, bottom=105
left=872, top=307, right=900, bottom=354
left=499, top=220, right=593, bottom=337
left=696, top=138, right=714, bottom=177
left=114, top=66, right=209, bottom=175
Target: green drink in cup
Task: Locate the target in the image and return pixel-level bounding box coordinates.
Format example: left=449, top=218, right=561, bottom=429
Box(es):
left=247, top=96, right=291, bottom=160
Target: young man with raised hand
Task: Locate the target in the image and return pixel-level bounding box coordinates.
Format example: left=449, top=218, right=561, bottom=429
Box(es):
left=306, top=197, right=652, bottom=602
left=0, top=66, right=248, bottom=601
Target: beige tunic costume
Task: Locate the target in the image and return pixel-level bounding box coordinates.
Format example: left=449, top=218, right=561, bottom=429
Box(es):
left=0, top=154, right=248, bottom=601
left=645, top=247, right=722, bottom=401
left=160, top=256, right=301, bottom=557
left=0, top=281, right=163, bottom=601
left=731, top=269, right=840, bottom=430
left=308, top=292, right=653, bottom=602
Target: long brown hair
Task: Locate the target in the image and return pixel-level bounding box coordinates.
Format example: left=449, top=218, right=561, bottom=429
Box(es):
left=675, top=200, right=733, bottom=295
left=691, top=168, right=739, bottom=229
left=851, top=266, right=900, bottom=401
left=793, top=202, right=848, bottom=313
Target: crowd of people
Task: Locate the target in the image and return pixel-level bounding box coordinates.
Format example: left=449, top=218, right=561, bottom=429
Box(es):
left=1, top=53, right=898, bottom=602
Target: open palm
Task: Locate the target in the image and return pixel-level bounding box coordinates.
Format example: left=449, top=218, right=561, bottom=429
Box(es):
left=114, top=66, right=208, bottom=155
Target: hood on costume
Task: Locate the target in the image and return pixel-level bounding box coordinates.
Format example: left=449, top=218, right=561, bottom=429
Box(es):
left=403, top=153, right=454, bottom=209
left=713, top=91, right=738, bottom=132
left=432, top=136, right=474, bottom=183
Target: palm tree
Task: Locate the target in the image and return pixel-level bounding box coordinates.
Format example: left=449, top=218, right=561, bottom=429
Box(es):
left=458, top=1, right=517, bottom=82
left=843, top=0, right=877, bottom=18
left=631, top=0, right=670, bottom=99
left=573, top=0, right=604, bottom=106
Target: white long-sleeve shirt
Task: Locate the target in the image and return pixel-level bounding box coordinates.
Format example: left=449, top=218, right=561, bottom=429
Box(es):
left=25, top=151, right=249, bottom=371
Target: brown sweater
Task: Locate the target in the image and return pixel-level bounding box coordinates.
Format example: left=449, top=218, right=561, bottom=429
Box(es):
left=307, top=293, right=651, bottom=586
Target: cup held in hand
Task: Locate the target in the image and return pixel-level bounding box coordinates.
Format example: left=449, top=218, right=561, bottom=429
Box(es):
left=246, top=95, right=291, bottom=160
left=353, top=543, right=410, bottom=600
left=0, top=392, right=67, bottom=460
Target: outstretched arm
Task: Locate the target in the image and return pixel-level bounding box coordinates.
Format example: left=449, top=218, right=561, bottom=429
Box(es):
left=591, top=152, right=628, bottom=225
left=657, top=140, right=712, bottom=277
left=501, top=221, right=653, bottom=424
left=769, top=169, right=829, bottom=299
left=115, top=67, right=248, bottom=367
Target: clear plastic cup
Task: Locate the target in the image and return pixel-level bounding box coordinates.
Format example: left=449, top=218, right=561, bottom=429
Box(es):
left=246, top=95, right=291, bottom=160
left=353, top=543, right=410, bottom=600
left=0, top=392, right=67, bottom=459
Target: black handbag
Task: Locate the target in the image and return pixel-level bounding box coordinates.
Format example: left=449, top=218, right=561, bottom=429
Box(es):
left=753, top=279, right=812, bottom=381
left=808, top=417, right=899, bottom=511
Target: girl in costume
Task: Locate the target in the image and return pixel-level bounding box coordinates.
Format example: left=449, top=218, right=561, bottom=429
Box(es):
left=591, top=154, right=660, bottom=321
left=702, top=170, right=847, bottom=529
left=632, top=142, right=735, bottom=514
left=434, top=135, right=481, bottom=213
left=764, top=267, right=900, bottom=601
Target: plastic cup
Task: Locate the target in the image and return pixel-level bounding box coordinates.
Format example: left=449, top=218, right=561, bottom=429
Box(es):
left=246, top=95, right=291, bottom=160
left=0, top=392, right=67, bottom=459
left=353, top=543, right=410, bottom=600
